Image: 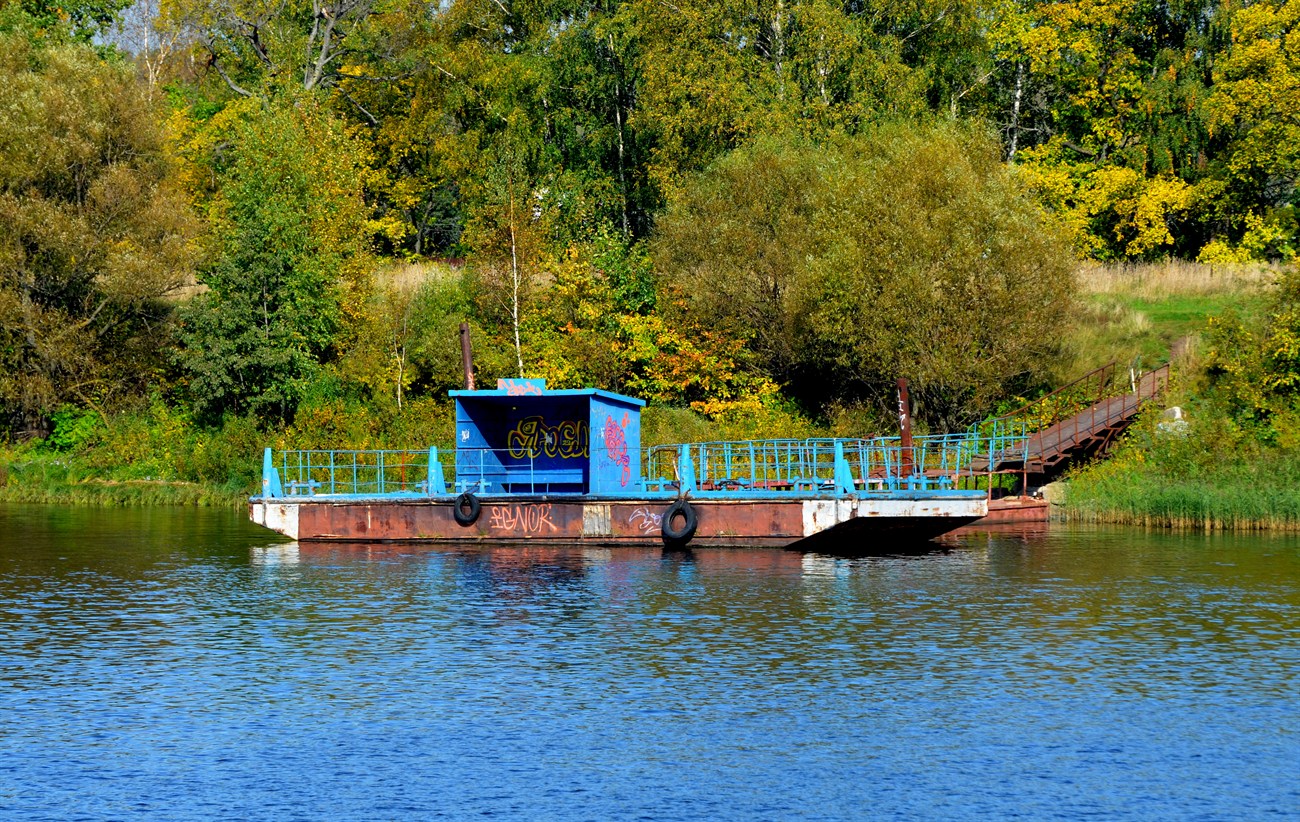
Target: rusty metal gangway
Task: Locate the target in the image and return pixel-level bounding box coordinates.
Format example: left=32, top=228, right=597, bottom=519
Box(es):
left=973, top=361, right=1170, bottom=480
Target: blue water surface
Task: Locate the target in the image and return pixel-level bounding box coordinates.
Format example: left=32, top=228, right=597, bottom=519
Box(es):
left=1, top=504, right=1297, bottom=820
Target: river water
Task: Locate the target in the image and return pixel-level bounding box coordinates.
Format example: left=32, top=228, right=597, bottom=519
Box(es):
left=1, top=504, right=1296, bottom=820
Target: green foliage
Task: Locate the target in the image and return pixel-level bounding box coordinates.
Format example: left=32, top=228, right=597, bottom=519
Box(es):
left=137, top=0, right=1300, bottom=263
left=641, top=402, right=822, bottom=447
left=0, top=33, right=200, bottom=433
left=177, top=100, right=375, bottom=424
left=0, top=395, right=261, bottom=505
left=1202, top=267, right=1300, bottom=433
left=656, top=122, right=1076, bottom=429
left=1202, top=0, right=1300, bottom=259
left=42, top=406, right=102, bottom=452
left=280, top=392, right=452, bottom=453
left=338, top=272, right=515, bottom=407
left=159, top=0, right=385, bottom=96
left=521, top=234, right=782, bottom=415
left=0, top=0, right=131, bottom=41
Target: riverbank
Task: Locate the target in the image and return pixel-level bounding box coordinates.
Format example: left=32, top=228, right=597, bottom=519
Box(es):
left=8, top=260, right=1294, bottom=526
left=1062, top=474, right=1300, bottom=531
left=1055, top=260, right=1300, bottom=531
left=0, top=456, right=250, bottom=507
left=1058, top=404, right=1300, bottom=530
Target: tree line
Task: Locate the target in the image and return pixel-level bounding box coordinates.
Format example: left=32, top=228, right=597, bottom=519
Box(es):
left=1, top=0, right=1297, bottom=445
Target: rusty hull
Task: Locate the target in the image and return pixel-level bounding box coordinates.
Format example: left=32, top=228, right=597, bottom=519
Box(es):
left=972, top=496, right=1051, bottom=525
left=250, top=495, right=986, bottom=548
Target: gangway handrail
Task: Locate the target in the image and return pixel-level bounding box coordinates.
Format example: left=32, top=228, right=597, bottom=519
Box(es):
left=992, top=360, right=1119, bottom=429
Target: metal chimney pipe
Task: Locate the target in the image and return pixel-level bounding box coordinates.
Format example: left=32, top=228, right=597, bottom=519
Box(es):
left=459, top=322, right=475, bottom=390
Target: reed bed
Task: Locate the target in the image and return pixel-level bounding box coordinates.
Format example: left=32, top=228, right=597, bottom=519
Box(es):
left=1062, top=423, right=1300, bottom=531
left=0, top=457, right=250, bottom=507
left=1063, top=482, right=1300, bottom=531
left=0, top=478, right=248, bottom=507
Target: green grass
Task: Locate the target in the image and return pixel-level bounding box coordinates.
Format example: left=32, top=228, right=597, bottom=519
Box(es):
left=1062, top=410, right=1300, bottom=531
left=1063, top=260, right=1276, bottom=378
left=1105, top=291, right=1265, bottom=344
left=0, top=456, right=250, bottom=507
left=1115, top=293, right=1267, bottom=330
left=1064, top=471, right=1300, bottom=530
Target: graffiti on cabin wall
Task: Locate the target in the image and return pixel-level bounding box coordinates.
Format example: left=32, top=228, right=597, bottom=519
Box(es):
left=488, top=503, right=559, bottom=534
left=603, top=412, right=631, bottom=486
left=499, top=379, right=544, bottom=396
left=628, top=506, right=663, bottom=534
left=506, top=416, right=589, bottom=460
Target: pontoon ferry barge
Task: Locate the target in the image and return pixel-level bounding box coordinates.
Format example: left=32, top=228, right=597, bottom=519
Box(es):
left=250, top=379, right=1026, bottom=548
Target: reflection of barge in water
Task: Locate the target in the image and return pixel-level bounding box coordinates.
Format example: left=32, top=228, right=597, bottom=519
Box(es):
left=250, top=379, right=1027, bottom=548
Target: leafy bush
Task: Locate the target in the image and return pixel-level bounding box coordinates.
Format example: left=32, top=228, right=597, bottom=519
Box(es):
left=177, top=100, right=375, bottom=425
left=43, top=406, right=103, bottom=452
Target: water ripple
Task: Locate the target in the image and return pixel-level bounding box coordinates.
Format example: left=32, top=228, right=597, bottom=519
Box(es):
left=1, top=507, right=1297, bottom=820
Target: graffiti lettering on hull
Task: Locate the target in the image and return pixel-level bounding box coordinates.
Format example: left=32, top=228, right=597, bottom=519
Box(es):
left=488, top=504, right=559, bottom=534
left=628, top=506, right=663, bottom=534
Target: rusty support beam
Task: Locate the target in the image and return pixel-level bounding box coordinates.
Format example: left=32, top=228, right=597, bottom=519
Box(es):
left=897, top=378, right=913, bottom=481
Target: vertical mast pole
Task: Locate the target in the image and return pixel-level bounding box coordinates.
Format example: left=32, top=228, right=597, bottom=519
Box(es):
left=897, top=378, right=913, bottom=485
left=459, top=322, right=476, bottom=390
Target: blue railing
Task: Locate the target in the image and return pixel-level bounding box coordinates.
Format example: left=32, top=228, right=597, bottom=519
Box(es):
left=644, top=431, right=1010, bottom=494
left=267, top=446, right=599, bottom=497
left=261, top=425, right=1027, bottom=500
left=266, top=448, right=448, bottom=497
left=964, top=417, right=1031, bottom=471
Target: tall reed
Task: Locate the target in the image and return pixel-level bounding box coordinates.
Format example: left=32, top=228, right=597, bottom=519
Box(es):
left=1062, top=408, right=1300, bottom=531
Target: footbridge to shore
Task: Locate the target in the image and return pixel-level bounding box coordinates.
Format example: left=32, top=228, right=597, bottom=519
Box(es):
left=974, top=360, right=1171, bottom=484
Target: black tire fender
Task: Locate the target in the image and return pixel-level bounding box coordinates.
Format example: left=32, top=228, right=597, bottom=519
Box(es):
left=661, top=499, right=698, bottom=545
left=453, top=491, right=481, bottom=526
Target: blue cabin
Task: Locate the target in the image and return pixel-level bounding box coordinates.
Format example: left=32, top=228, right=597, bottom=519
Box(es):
left=450, top=378, right=645, bottom=495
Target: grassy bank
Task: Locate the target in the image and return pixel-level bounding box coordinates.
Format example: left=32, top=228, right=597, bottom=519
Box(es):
left=1060, top=399, right=1300, bottom=531
left=0, top=459, right=250, bottom=507
left=1063, top=454, right=1300, bottom=531
left=1056, top=260, right=1300, bottom=530
left=0, top=433, right=259, bottom=508
left=1064, top=260, right=1276, bottom=376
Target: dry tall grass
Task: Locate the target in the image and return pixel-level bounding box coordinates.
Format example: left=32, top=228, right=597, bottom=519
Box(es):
left=1075, top=259, right=1280, bottom=298
left=1055, top=259, right=1281, bottom=381
left=377, top=259, right=463, bottom=293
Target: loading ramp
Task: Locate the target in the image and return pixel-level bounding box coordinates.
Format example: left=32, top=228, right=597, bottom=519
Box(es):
left=973, top=362, right=1170, bottom=480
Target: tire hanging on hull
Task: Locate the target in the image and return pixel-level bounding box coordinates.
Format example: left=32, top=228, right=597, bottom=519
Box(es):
left=661, top=499, right=698, bottom=546
left=453, top=492, right=481, bottom=526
